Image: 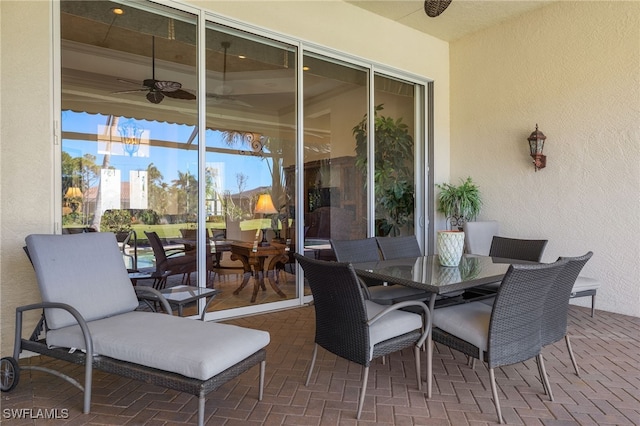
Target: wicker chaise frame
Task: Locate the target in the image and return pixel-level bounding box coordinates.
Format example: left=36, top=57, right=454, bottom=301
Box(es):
left=12, top=301, right=266, bottom=426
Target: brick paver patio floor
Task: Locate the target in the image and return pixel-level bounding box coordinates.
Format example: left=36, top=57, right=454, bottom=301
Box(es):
left=2, top=305, right=639, bottom=425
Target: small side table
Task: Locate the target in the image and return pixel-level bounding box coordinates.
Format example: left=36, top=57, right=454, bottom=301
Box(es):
left=230, top=242, right=289, bottom=303
left=136, top=284, right=218, bottom=320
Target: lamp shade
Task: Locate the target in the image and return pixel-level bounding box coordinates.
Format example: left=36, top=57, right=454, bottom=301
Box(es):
left=255, top=194, right=277, bottom=214
left=65, top=187, right=83, bottom=199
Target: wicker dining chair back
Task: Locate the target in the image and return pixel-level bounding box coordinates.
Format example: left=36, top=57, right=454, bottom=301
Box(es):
left=375, top=235, right=422, bottom=260
left=330, top=238, right=380, bottom=263
left=331, top=238, right=430, bottom=304
left=295, top=254, right=371, bottom=365
left=489, top=236, right=548, bottom=262
left=487, top=260, right=566, bottom=368
left=537, top=251, right=593, bottom=381
left=543, top=252, right=593, bottom=346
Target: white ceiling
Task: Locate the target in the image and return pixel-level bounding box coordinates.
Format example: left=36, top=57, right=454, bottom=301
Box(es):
left=345, top=0, right=555, bottom=42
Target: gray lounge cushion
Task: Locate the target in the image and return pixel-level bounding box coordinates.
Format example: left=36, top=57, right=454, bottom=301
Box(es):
left=432, top=301, right=492, bottom=352
left=364, top=300, right=423, bottom=359
left=26, top=233, right=139, bottom=329
left=46, top=311, right=270, bottom=380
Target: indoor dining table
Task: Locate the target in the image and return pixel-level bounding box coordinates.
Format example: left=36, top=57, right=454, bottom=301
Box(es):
left=351, top=254, right=515, bottom=398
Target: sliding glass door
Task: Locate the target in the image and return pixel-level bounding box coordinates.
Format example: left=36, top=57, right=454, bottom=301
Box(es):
left=58, top=0, right=430, bottom=319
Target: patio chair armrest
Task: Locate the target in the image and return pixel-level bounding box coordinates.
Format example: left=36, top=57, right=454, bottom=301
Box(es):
left=14, top=302, right=94, bottom=360
left=356, top=277, right=372, bottom=300
left=134, top=287, right=173, bottom=315
left=366, top=300, right=432, bottom=347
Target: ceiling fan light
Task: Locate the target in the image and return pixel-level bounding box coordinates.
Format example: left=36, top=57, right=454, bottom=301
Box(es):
left=424, top=0, right=452, bottom=17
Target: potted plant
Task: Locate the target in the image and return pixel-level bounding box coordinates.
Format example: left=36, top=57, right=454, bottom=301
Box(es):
left=100, top=209, right=133, bottom=241
left=353, top=104, right=415, bottom=237
left=435, top=177, right=482, bottom=230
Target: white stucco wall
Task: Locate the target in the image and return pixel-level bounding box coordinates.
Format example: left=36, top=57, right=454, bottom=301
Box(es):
left=0, top=1, right=450, bottom=355
left=450, top=1, right=640, bottom=317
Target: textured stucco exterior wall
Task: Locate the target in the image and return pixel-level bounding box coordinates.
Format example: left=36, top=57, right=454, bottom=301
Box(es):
left=450, top=1, right=640, bottom=317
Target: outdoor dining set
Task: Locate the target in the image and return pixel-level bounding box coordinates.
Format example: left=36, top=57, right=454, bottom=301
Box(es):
left=0, top=221, right=600, bottom=425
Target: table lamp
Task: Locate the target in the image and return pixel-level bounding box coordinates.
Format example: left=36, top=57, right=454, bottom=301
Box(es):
left=254, top=194, right=278, bottom=246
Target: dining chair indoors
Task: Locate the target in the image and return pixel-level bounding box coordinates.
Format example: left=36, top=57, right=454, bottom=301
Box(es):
left=330, top=238, right=430, bottom=304
left=463, top=220, right=500, bottom=255
left=431, top=259, right=567, bottom=424
left=293, top=253, right=430, bottom=420
left=144, top=231, right=197, bottom=289
left=540, top=252, right=593, bottom=390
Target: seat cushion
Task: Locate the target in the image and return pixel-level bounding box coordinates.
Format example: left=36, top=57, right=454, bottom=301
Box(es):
left=572, top=276, right=600, bottom=292
left=432, top=301, right=492, bottom=352
left=46, top=311, right=270, bottom=381
left=364, top=300, right=423, bottom=359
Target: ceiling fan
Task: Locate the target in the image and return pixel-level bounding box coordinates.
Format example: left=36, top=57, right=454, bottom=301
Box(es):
left=207, top=41, right=252, bottom=108
left=424, top=0, right=452, bottom=17
left=114, top=36, right=196, bottom=104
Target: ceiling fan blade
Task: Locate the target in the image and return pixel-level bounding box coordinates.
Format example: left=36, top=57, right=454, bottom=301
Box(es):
left=163, top=89, right=196, bottom=100
left=154, top=80, right=182, bottom=92
left=146, top=91, right=164, bottom=104
left=112, top=88, right=148, bottom=94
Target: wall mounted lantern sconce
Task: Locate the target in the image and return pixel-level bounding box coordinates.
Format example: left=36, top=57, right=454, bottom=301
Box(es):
left=527, top=124, right=547, bottom=171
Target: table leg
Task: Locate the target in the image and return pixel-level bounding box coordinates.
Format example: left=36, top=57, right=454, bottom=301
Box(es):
left=427, top=295, right=436, bottom=398
left=265, top=254, right=288, bottom=299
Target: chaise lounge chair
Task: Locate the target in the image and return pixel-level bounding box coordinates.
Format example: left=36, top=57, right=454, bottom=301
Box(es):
left=1, top=232, right=270, bottom=425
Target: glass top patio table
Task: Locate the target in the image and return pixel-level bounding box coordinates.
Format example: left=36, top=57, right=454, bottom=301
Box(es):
left=351, top=254, right=513, bottom=295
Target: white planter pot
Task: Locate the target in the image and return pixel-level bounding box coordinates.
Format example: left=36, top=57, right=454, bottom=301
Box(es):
left=437, top=230, right=465, bottom=267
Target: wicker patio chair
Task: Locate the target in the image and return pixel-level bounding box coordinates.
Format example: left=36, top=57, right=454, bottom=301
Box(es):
left=375, top=235, right=422, bottom=259
left=375, top=235, right=451, bottom=301
left=431, top=259, right=568, bottom=424
left=331, top=238, right=429, bottom=304
left=540, top=252, right=593, bottom=390
left=1, top=232, right=269, bottom=426
left=474, top=235, right=549, bottom=298
left=293, top=253, right=430, bottom=420
left=489, top=235, right=548, bottom=262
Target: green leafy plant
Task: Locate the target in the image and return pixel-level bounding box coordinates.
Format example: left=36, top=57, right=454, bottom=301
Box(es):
left=436, top=177, right=482, bottom=230
left=353, top=104, right=415, bottom=236
left=100, top=209, right=133, bottom=233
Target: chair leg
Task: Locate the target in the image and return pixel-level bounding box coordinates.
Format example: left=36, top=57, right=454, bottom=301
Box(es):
left=305, top=344, right=318, bottom=386
left=565, top=335, right=581, bottom=377
left=591, top=294, right=596, bottom=317
left=489, top=368, right=504, bottom=424
left=414, top=346, right=422, bottom=391
left=356, top=366, right=370, bottom=420
left=537, top=354, right=554, bottom=402
left=259, top=360, right=266, bottom=400
left=197, top=395, right=205, bottom=426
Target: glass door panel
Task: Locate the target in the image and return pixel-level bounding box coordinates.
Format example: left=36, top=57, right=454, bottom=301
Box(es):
left=203, top=25, right=297, bottom=311
left=372, top=74, right=417, bottom=237
left=60, top=1, right=201, bottom=284
left=301, top=53, right=368, bottom=257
